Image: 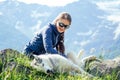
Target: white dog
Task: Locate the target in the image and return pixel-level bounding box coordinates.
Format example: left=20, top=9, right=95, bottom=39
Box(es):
left=30, top=54, right=93, bottom=77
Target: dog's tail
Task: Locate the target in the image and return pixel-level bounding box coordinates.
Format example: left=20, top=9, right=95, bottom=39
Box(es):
left=77, top=49, right=85, bottom=59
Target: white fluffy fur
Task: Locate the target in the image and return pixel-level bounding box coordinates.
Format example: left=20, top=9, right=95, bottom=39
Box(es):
left=31, top=54, right=93, bottom=77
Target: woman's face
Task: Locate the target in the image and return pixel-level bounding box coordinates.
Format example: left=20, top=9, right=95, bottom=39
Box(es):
left=56, top=19, right=70, bottom=33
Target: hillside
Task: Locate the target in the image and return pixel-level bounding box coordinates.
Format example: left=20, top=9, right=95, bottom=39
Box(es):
left=0, top=48, right=119, bottom=80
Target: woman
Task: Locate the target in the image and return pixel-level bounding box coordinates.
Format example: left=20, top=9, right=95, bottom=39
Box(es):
left=23, top=12, right=72, bottom=58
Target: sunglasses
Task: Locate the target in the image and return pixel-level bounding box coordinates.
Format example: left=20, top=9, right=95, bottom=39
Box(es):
left=58, top=22, right=70, bottom=29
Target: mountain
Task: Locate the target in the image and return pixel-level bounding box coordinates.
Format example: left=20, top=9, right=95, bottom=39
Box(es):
left=0, top=0, right=119, bottom=58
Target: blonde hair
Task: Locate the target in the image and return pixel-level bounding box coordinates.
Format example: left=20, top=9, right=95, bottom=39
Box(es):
left=53, top=12, right=72, bottom=25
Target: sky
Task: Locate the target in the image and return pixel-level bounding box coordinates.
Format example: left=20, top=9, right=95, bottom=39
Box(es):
left=0, top=0, right=5, bottom=2
left=16, top=0, right=79, bottom=7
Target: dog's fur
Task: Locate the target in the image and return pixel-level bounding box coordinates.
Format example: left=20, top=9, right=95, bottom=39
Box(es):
left=30, top=54, right=93, bottom=77
left=67, top=51, right=101, bottom=69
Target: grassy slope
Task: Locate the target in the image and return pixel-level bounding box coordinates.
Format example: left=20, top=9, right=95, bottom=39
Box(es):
left=0, top=49, right=116, bottom=80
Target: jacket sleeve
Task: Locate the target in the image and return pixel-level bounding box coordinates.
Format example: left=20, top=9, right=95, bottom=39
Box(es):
left=42, top=27, right=58, bottom=54
left=56, top=33, right=65, bottom=54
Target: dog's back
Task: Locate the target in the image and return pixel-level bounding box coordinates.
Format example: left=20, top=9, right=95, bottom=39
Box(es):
left=31, top=54, right=75, bottom=73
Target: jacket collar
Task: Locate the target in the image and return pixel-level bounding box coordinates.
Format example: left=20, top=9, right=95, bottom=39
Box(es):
left=49, top=23, right=60, bottom=35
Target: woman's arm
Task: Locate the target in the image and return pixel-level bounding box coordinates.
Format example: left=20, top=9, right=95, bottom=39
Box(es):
left=42, top=27, right=58, bottom=54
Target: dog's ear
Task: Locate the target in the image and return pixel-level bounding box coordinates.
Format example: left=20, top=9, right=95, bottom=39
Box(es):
left=33, top=55, right=39, bottom=60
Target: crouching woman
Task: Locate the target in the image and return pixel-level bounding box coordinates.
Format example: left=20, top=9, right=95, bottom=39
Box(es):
left=23, top=12, right=72, bottom=58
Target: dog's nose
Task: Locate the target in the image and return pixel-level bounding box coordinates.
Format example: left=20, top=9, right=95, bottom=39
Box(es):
left=46, top=69, right=54, bottom=74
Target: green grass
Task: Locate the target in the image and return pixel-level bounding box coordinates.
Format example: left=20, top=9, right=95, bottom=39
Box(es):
left=0, top=49, right=118, bottom=80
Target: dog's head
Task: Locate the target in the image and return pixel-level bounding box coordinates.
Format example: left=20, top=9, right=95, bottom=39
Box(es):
left=31, top=55, right=54, bottom=74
